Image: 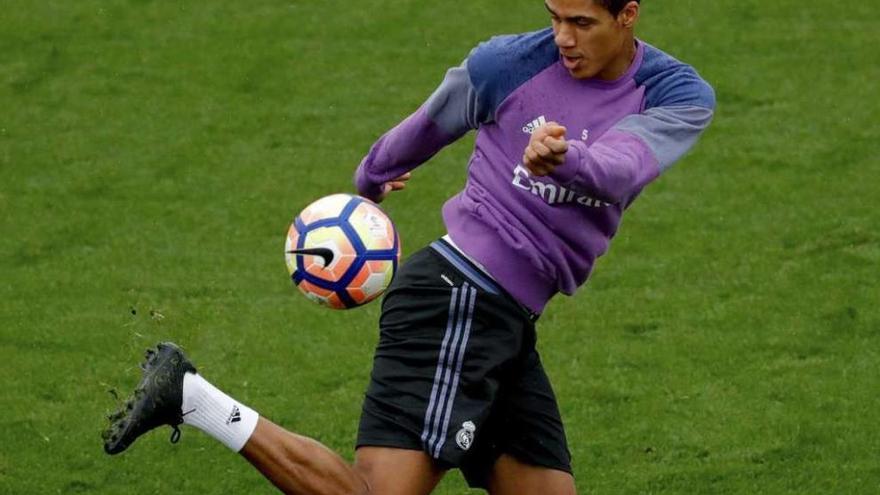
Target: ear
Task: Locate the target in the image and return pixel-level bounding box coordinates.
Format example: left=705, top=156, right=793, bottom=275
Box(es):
left=617, top=1, right=640, bottom=28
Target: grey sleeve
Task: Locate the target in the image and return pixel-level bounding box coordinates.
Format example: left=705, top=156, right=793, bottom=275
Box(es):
left=612, top=105, right=714, bottom=172
left=423, top=61, right=492, bottom=137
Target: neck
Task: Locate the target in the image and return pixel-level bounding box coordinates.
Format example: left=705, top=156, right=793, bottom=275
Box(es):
left=597, top=35, right=637, bottom=81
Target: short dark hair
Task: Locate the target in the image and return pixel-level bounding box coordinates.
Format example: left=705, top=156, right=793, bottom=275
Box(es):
left=594, top=0, right=640, bottom=17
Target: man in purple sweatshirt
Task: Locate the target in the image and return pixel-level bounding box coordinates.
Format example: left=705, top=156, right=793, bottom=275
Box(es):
left=103, top=1, right=714, bottom=493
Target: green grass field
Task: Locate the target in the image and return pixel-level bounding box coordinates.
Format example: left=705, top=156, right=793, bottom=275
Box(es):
left=2, top=0, right=878, bottom=493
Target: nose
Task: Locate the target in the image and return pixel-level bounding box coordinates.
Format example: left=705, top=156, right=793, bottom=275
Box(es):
left=554, top=23, right=576, bottom=49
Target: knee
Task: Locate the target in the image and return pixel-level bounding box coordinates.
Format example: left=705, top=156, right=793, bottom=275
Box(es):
left=323, top=473, right=368, bottom=495
left=350, top=482, right=371, bottom=495
left=349, top=465, right=372, bottom=495
left=353, top=446, right=443, bottom=494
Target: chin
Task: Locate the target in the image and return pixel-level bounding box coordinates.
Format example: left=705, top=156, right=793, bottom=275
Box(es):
left=570, top=65, right=597, bottom=80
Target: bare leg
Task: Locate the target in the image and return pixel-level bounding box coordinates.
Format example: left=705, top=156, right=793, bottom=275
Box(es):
left=354, top=446, right=446, bottom=495
left=104, top=344, right=446, bottom=494
left=487, top=454, right=576, bottom=495
left=240, top=418, right=445, bottom=495
left=241, top=418, right=367, bottom=495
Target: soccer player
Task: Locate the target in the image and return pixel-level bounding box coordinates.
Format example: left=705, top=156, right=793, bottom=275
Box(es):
left=103, top=1, right=714, bottom=493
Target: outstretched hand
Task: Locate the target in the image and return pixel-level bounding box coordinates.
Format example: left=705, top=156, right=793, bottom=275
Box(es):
left=522, top=122, right=569, bottom=176
left=375, top=172, right=412, bottom=203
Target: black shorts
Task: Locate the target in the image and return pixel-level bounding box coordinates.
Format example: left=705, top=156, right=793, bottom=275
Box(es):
left=357, top=239, right=571, bottom=488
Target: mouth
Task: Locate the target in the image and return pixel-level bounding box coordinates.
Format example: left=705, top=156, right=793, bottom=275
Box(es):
left=561, top=54, right=583, bottom=70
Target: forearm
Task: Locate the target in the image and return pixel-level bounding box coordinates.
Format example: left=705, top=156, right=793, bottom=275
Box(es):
left=355, top=58, right=487, bottom=201
left=545, top=100, right=715, bottom=204
left=550, top=130, right=660, bottom=205
left=355, top=106, right=460, bottom=201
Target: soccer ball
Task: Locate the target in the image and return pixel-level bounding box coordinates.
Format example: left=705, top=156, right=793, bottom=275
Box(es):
left=285, top=194, right=400, bottom=309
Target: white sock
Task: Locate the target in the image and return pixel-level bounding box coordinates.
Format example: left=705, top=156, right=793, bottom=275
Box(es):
left=181, top=372, right=259, bottom=452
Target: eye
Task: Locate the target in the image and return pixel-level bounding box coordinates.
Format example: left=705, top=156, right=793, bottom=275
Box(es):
left=575, top=18, right=593, bottom=28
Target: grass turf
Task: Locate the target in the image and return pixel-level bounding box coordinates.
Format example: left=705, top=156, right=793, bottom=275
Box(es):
left=1, top=0, right=878, bottom=493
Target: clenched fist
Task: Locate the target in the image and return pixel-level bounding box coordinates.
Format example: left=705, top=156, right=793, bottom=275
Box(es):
left=522, top=122, right=569, bottom=176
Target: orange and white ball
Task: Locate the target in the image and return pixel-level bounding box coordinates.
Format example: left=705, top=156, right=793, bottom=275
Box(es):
left=285, top=194, right=400, bottom=309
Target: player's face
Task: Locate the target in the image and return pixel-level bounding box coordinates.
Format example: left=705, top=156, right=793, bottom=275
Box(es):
left=545, top=0, right=638, bottom=80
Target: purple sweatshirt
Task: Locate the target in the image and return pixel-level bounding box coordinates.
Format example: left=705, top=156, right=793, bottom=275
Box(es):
left=356, top=29, right=715, bottom=313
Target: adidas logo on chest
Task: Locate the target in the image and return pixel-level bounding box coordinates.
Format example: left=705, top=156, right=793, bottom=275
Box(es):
left=521, top=115, right=547, bottom=134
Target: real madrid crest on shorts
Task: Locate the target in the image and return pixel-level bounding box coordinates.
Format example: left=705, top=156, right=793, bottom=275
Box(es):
left=455, top=421, right=476, bottom=451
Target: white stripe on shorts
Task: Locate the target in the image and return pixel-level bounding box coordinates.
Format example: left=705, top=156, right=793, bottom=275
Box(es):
left=420, top=282, right=477, bottom=458
left=432, top=286, right=477, bottom=457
